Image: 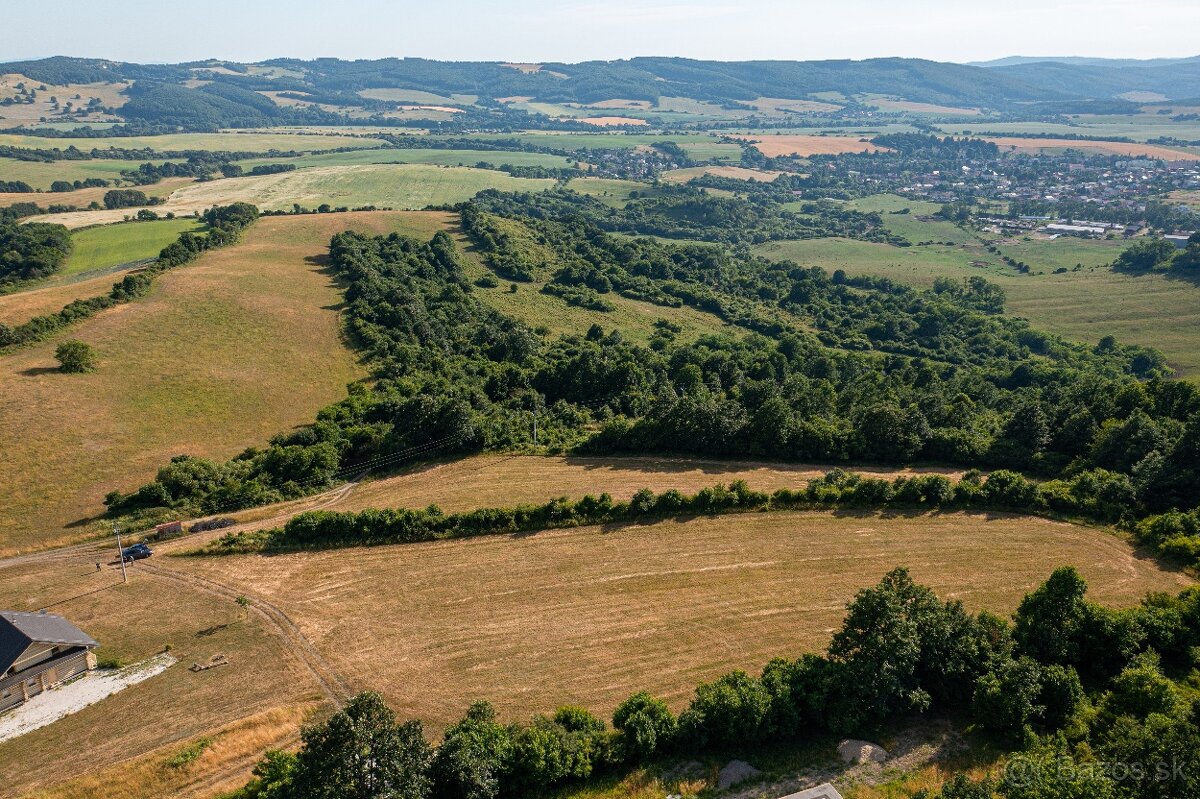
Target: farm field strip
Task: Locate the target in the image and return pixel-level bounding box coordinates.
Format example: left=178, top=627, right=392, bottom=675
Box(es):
left=30, top=164, right=557, bottom=227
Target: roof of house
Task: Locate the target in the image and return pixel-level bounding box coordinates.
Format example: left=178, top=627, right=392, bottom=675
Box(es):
left=778, top=785, right=843, bottom=799
left=0, top=611, right=98, bottom=674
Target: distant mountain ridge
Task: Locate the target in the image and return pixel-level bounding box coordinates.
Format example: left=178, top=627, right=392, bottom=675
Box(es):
left=4, top=54, right=1200, bottom=130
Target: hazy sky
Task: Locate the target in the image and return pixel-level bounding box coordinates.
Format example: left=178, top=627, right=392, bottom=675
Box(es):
left=3, top=0, right=1198, bottom=64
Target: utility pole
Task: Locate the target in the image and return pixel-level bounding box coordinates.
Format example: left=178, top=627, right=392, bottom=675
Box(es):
left=114, top=522, right=127, bottom=584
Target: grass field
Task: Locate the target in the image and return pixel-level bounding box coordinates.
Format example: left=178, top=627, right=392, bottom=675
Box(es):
left=3, top=497, right=1187, bottom=798
left=63, top=219, right=205, bottom=275
left=982, top=136, right=1200, bottom=160
left=240, top=148, right=577, bottom=171
left=0, top=211, right=458, bottom=554
left=172, top=509, right=1190, bottom=731
left=33, top=165, right=556, bottom=227
left=0, top=131, right=388, bottom=153
left=0, top=157, right=168, bottom=190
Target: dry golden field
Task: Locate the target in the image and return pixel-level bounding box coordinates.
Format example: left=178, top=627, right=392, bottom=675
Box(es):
left=323, top=454, right=965, bottom=515
left=661, top=165, right=785, bottom=184
left=0, top=212, right=457, bottom=554
left=984, top=136, right=1200, bottom=160
left=731, top=135, right=888, bottom=157
left=1, top=491, right=1189, bottom=797
left=171, top=510, right=1189, bottom=731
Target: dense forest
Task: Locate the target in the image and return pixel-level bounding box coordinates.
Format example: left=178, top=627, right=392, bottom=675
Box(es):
left=0, top=219, right=71, bottom=287
left=227, top=568, right=1200, bottom=799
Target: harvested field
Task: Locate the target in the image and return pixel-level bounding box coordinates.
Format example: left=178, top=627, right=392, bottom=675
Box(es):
left=749, top=97, right=843, bottom=114
left=573, top=116, right=650, bottom=127
left=31, top=164, right=556, bottom=227
left=0, top=556, right=317, bottom=799
left=731, top=135, right=887, bottom=157
left=0, top=211, right=456, bottom=554
left=984, top=136, right=1200, bottom=160
left=0, top=177, right=189, bottom=210
left=661, top=165, right=784, bottom=184
left=0, top=131, right=388, bottom=153
left=323, top=454, right=965, bottom=515
left=171, top=510, right=1191, bottom=731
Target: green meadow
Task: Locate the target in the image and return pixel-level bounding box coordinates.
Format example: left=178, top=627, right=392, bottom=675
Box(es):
left=65, top=218, right=205, bottom=275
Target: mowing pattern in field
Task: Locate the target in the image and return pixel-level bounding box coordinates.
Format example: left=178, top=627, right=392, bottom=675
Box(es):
left=0, top=211, right=456, bottom=554
left=0, top=558, right=316, bottom=799
left=175, top=510, right=1191, bottom=731
left=328, top=455, right=965, bottom=515
left=32, top=164, right=557, bottom=227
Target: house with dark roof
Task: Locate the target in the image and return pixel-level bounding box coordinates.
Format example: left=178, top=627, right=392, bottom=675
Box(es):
left=0, top=611, right=98, bottom=713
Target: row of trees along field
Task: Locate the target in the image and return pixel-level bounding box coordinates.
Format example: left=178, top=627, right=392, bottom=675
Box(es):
left=0, top=203, right=257, bottom=348
left=106, top=203, right=1200, bottom=566
left=227, top=568, right=1200, bottom=799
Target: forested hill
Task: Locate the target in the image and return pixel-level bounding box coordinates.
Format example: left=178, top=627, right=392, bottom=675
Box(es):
left=7, top=53, right=1200, bottom=116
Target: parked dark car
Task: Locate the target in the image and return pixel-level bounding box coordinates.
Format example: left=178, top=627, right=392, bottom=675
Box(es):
left=121, top=543, right=153, bottom=562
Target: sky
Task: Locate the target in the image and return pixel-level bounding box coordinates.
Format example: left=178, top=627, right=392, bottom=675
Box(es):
left=3, top=0, right=1199, bottom=65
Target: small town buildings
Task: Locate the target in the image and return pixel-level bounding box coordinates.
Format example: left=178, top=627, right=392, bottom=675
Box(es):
left=0, top=611, right=98, bottom=713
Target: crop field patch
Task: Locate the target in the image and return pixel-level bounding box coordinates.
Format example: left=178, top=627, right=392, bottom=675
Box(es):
left=63, top=218, right=206, bottom=276
left=240, top=148, right=576, bottom=171
left=0, top=211, right=455, bottom=554
left=171, top=510, right=1190, bottom=731
left=731, top=134, right=888, bottom=157
left=32, top=165, right=556, bottom=227
left=983, top=136, right=1200, bottom=160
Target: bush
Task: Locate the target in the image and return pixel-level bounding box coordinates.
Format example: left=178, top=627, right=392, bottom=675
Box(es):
left=54, top=339, right=96, bottom=373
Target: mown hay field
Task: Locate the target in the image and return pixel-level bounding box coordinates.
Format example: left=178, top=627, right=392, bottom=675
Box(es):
left=731, top=135, right=888, bottom=157
left=0, top=211, right=456, bottom=554
left=661, top=165, right=784, bottom=184
left=32, top=164, right=557, bottom=227
left=0, top=131, right=388, bottom=152
left=172, top=509, right=1191, bottom=731
left=0, top=556, right=318, bottom=799
left=323, top=454, right=965, bottom=515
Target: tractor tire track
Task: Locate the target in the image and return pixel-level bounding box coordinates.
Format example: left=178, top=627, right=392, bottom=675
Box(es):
left=139, top=562, right=353, bottom=705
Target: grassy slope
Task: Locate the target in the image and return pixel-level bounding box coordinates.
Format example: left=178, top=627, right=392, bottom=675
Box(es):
left=759, top=195, right=1200, bottom=378
left=0, top=211, right=456, bottom=554
left=0, top=176, right=188, bottom=210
